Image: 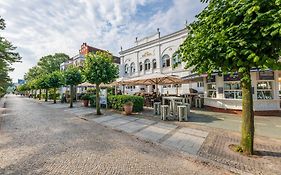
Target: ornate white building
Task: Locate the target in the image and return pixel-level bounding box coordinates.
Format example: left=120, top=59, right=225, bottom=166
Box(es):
left=119, top=28, right=203, bottom=95
left=119, top=29, right=281, bottom=114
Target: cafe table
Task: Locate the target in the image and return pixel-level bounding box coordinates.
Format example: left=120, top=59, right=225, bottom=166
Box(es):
left=162, top=96, right=185, bottom=117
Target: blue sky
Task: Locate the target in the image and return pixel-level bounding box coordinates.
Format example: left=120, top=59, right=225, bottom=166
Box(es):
left=0, top=0, right=207, bottom=82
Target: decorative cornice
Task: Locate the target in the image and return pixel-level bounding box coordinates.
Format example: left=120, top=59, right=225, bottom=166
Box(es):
left=119, top=28, right=188, bottom=55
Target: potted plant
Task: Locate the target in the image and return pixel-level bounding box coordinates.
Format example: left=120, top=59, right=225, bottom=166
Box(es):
left=81, top=94, right=90, bottom=107
left=123, top=101, right=133, bottom=115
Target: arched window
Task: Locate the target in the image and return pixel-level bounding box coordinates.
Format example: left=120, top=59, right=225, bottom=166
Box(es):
left=130, top=62, right=135, bottom=75
left=139, top=62, right=143, bottom=71
left=124, top=64, right=129, bottom=74
left=162, top=54, right=170, bottom=68
left=144, top=59, right=151, bottom=71
left=152, top=59, right=157, bottom=69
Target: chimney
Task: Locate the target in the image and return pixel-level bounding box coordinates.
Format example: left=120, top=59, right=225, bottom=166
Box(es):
left=157, top=28, right=160, bottom=38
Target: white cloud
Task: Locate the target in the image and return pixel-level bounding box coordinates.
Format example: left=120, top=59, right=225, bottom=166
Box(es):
left=0, top=0, right=206, bottom=82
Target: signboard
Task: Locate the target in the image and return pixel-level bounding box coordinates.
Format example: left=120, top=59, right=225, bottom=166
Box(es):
left=224, top=73, right=240, bottom=81
left=206, top=75, right=216, bottom=83
left=258, top=71, right=274, bottom=80
left=18, top=79, right=25, bottom=85
left=99, top=89, right=107, bottom=106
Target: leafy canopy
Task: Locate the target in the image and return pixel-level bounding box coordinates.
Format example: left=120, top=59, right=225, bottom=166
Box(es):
left=38, top=53, right=69, bottom=74
left=64, top=65, right=82, bottom=86
left=178, top=0, right=281, bottom=79
left=0, top=16, right=21, bottom=89
left=47, top=71, right=64, bottom=88
left=83, top=51, right=119, bottom=85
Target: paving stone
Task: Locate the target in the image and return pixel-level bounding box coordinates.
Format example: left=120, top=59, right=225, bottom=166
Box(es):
left=92, top=115, right=119, bottom=123
left=115, top=120, right=147, bottom=133
left=178, top=128, right=208, bottom=138
left=162, top=131, right=205, bottom=155
left=135, top=118, right=156, bottom=125
left=102, top=118, right=132, bottom=128
left=1, top=95, right=229, bottom=175
left=134, top=123, right=175, bottom=142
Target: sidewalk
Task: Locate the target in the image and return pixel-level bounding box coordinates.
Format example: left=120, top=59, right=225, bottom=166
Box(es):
left=36, top=99, right=281, bottom=174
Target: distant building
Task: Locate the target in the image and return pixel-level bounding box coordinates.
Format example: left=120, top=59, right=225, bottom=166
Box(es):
left=60, top=43, right=120, bottom=96
left=60, top=43, right=120, bottom=71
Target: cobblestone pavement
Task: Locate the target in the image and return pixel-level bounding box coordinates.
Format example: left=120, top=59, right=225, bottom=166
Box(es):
left=0, top=95, right=231, bottom=175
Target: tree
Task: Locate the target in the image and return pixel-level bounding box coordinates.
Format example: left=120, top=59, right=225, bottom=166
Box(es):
left=47, top=71, right=64, bottom=103
left=178, top=0, right=281, bottom=155
left=83, top=51, right=118, bottom=115
left=38, top=53, right=69, bottom=74
left=64, top=65, right=82, bottom=108
left=0, top=16, right=21, bottom=91
left=40, top=74, right=51, bottom=102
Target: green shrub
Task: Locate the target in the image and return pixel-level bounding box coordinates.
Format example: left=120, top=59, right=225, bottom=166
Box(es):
left=108, top=95, right=144, bottom=112
left=81, top=94, right=91, bottom=100
left=49, top=93, right=60, bottom=100
left=89, top=95, right=96, bottom=107
left=87, top=88, right=96, bottom=94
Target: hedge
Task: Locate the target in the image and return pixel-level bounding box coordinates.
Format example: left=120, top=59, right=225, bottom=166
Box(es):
left=108, top=95, right=144, bottom=112
left=89, top=95, right=96, bottom=107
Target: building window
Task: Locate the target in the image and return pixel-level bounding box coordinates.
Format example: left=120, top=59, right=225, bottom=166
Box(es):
left=130, top=62, right=135, bottom=75
left=144, top=59, right=151, bottom=71
left=162, top=54, right=170, bottom=68
left=207, top=83, right=216, bottom=98
left=152, top=59, right=157, bottom=69
left=124, top=64, right=129, bottom=74
left=197, top=82, right=204, bottom=87
left=257, top=81, right=273, bottom=100
left=224, top=81, right=242, bottom=99
left=139, top=62, right=143, bottom=71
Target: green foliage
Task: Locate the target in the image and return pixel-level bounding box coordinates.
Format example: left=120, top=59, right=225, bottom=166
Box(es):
left=38, top=53, right=69, bottom=74
left=177, top=0, right=281, bottom=155
left=48, top=93, right=60, bottom=100
left=0, top=16, right=21, bottom=90
left=47, top=71, right=64, bottom=88
left=83, top=51, right=119, bottom=85
left=86, top=88, right=96, bottom=94
left=108, top=95, right=144, bottom=112
left=89, top=95, right=96, bottom=107
left=81, top=94, right=91, bottom=100
left=83, top=51, right=119, bottom=114
left=177, top=0, right=281, bottom=78
left=64, top=65, right=82, bottom=86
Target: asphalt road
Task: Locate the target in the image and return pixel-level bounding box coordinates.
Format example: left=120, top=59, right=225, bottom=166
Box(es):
left=0, top=95, right=231, bottom=175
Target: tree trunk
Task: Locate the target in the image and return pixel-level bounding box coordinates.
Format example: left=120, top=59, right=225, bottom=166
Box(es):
left=34, top=90, right=37, bottom=99
left=240, top=70, right=254, bottom=155
left=54, top=87, right=57, bottom=104
left=70, top=85, right=73, bottom=108
left=96, top=84, right=102, bottom=115
left=39, top=89, right=42, bottom=100
left=45, top=89, right=48, bottom=102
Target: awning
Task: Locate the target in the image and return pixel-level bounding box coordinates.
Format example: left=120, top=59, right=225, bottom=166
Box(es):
left=181, top=73, right=207, bottom=83
left=122, top=73, right=184, bottom=85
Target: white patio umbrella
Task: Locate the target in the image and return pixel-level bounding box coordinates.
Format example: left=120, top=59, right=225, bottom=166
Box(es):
left=123, top=73, right=184, bottom=95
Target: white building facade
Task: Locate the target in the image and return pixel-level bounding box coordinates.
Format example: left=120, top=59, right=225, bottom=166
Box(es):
left=119, top=29, right=281, bottom=114
left=119, top=29, right=203, bottom=95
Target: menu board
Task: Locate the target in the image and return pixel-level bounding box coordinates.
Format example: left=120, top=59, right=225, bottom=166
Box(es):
left=224, top=73, right=240, bottom=81
left=258, top=71, right=274, bottom=80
